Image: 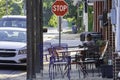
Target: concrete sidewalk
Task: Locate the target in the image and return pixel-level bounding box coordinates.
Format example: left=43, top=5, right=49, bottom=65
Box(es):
left=9, top=64, right=113, bottom=80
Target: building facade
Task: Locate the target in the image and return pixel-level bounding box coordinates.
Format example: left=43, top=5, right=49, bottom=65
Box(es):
left=93, top=0, right=114, bottom=51
left=93, top=0, right=120, bottom=79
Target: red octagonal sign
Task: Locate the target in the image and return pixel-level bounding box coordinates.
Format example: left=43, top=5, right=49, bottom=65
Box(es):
left=52, top=0, right=68, bottom=16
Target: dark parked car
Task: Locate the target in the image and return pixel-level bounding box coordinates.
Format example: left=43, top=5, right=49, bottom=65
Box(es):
left=80, top=32, right=102, bottom=42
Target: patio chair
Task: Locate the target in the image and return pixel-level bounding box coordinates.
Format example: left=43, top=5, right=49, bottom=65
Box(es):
left=76, top=43, right=100, bottom=78
left=77, top=40, right=109, bottom=77
left=48, top=43, right=71, bottom=80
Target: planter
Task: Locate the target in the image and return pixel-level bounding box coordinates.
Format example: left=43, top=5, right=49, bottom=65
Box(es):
left=101, top=64, right=113, bottom=78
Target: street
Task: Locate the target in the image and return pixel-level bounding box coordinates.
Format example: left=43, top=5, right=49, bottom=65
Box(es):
left=0, top=65, right=26, bottom=80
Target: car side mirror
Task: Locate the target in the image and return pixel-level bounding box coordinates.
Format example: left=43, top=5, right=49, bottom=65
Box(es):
left=43, top=28, right=47, bottom=32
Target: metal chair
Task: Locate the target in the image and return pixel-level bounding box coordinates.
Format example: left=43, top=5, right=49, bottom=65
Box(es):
left=77, top=40, right=109, bottom=77
left=48, top=43, right=71, bottom=80
left=76, top=44, right=100, bottom=77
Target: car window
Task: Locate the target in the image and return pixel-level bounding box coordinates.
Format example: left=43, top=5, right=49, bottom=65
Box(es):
left=80, top=32, right=102, bottom=42
left=0, top=18, right=26, bottom=28
left=0, top=30, right=26, bottom=42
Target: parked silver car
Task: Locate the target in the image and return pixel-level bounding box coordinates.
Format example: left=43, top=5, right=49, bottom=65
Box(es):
left=0, top=27, right=26, bottom=64
left=0, top=15, right=26, bottom=28
left=0, top=15, right=47, bottom=32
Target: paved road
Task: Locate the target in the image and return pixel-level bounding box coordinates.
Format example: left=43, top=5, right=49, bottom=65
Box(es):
left=0, top=65, right=26, bottom=80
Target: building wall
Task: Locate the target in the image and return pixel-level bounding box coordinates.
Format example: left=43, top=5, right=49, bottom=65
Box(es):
left=93, top=0, right=115, bottom=51
left=93, top=0, right=117, bottom=79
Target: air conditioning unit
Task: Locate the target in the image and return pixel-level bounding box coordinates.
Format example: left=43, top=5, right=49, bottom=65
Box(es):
left=110, top=9, right=116, bottom=25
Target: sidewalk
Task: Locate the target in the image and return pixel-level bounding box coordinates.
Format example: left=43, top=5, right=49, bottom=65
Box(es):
left=10, top=32, right=113, bottom=80
left=10, top=64, right=113, bottom=80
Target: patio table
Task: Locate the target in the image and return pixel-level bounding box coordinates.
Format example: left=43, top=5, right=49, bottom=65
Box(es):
left=56, top=48, right=88, bottom=54
left=56, top=47, right=88, bottom=78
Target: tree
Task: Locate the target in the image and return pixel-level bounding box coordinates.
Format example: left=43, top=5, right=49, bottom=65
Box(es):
left=48, top=14, right=58, bottom=27
left=0, top=0, right=23, bottom=18
left=43, top=0, right=54, bottom=27
left=43, top=0, right=78, bottom=28
left=10, top=3, right=22, bottom=15
left=0, top=1, right=11, bottom=18
left=64, top=0, right=78, bottom=27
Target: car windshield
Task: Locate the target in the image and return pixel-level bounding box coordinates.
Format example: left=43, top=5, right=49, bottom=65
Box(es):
left=0, top=18, right=26, bottom=28
left=0, top=30, right=26, bottom=42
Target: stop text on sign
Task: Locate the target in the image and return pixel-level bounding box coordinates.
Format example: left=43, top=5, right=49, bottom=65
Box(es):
left=52, top=5, right=67, bottom=12
left=52, top=0, right=68, bottom=16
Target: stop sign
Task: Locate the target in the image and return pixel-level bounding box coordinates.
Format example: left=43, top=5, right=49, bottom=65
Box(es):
left=52, top=0, right=68, bottom=16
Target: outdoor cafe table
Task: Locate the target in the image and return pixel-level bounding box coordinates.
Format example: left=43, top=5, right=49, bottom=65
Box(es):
left=56, top=47, right=88, bottom=78
left=56, top=48, right=88, bottom=55
left=56, top=47, right=88, bottom=63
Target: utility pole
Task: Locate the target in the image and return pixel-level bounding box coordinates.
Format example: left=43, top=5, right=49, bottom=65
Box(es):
left=26, top=0, right=43, bottom=80
left=83, top=0, right=88, bottom=32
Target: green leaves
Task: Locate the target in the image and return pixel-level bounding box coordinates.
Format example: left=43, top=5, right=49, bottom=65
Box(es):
left=48, top=14, right=58, bottom=27
left=0, top=0, right=22, bottom=18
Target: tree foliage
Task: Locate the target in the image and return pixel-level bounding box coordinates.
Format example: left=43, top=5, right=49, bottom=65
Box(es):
left=43, top=0, right=54, bottom=27
left=0, top=0, right=22, bottom=18
left=0, top=1, right=11, bottom=18
left=46, top=0, right=77, bottom=27
left=10, top=3, right=22, bottom=15
left=48, top=14, right=58, bottom=27
left=0, top=0, right=93, bottom=31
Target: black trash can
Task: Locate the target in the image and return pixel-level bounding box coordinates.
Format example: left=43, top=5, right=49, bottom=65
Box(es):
left=101, top=65, right=113, bottom=78
left=72, top=23, right=77, bottom=34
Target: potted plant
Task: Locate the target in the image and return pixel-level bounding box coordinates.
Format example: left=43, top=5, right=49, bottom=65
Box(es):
left=96, top=40, right=106, bottom=47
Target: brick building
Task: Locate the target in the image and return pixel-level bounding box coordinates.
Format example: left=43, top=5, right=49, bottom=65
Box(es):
left=93, top=0, right=114, bottom=51
left=93, top=0, right=120, bottom=79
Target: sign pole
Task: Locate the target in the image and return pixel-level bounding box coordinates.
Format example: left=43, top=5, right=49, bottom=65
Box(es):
left=58, top=16, right=62, bottom=47
left=52, top=0, right=68, bottom=47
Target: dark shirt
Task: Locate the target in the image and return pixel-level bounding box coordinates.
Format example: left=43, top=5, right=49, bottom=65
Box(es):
left=83, top=40, right=95, bottom=47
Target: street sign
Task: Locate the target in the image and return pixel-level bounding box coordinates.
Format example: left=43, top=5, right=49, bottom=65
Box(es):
left=52, top=0, right=68, bottom=16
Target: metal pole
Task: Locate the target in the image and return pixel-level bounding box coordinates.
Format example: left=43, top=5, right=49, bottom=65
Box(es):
left=59, top=16, right=62, bottom=46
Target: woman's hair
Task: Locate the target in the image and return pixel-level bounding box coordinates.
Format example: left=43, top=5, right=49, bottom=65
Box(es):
left=87, top=34, right=92, bottom=41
